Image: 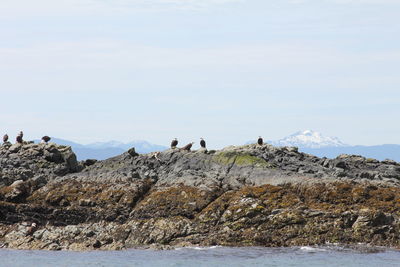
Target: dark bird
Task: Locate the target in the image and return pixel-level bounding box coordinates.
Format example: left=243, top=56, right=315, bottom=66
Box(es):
left=181, top=142, right=194, bottom=151
left=26, top=222, right=37, bottom=236
left=3, top=134, right=8, bottom=143
left=19, top=131, right=23, bottom=138
left=200, top=138, right=206, bottom=148
left=257, top=136, right=263, bottom=146
left=42, top=136, right=51, bottom=143
left=171, top=138, right=178, bottom=149
left=16, top=135, right=23, bottom=144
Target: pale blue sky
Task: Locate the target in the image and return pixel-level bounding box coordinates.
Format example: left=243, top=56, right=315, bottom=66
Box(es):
left=0, top=0, right=399, bottom=148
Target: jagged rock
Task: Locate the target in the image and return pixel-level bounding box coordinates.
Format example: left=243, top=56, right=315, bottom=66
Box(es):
left=62, top=149, right=79, bottom=172
left=8, top=144, right=22, bottom=153
left=1, top=142, right=11, bottom=147
left=56, top=144, right=400, bottom=190
left=44, top=149, right=63, bottom=163
left=48, top=243, right=61, bottom=251
left=0, top=180, right=28, bottom=202
left=0, top=142, right=80, bottom=187
left=0, top=143, right=400, bottom=250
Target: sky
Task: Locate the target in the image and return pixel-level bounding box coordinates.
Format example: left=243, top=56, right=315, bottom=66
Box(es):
left=0, top=0, right=399, bottom=148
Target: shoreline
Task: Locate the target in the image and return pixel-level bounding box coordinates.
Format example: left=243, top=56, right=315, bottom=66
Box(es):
left=0, top=243, right=398, bottom=253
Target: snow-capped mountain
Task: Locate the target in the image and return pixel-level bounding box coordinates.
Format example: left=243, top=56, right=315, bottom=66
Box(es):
left=271, top=130, right=348, bottom=149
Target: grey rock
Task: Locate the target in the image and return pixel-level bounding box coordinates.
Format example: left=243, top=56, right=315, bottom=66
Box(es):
left=0, top=142, right=80, bottom=187
left=60, top=144, right=400, bottom=190
left=48, top=243, right=61, bottom=251
left=8, top=144, right=22, bottom=153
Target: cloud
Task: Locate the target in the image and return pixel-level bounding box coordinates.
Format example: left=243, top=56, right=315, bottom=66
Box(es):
left=0, top=0, right=243, bottom=18
left=1, top=39, right=399, bottom=95
left=331, top=0, right=400, bottom=3
left=96, top=0, right=242, bottom=7
left=2, top=0, right=399, bottom=19
left=290, top=0, right=400, bottom=4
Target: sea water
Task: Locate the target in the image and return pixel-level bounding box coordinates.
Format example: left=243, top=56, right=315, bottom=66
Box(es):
left=0, top=246, right=399, bottom=267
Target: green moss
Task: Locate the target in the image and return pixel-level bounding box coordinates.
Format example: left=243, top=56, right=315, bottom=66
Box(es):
left=213, top=151, right=271, bottom=168
left=236, top=154, right=270, bottom=167
left=212, top=151, right=236, bottom=165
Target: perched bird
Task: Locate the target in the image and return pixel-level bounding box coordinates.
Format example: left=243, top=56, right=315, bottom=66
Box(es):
left=15, top=131, right=23, bottom=144
left=257, top=136, right=263, bottom=146
left=26, top=222, right=37, bottom=236
left=181, top=142, right=194, bottom=151
left=16, top=135, right=23, bottom=144
left=200, top=138, right=206, bottom=149
left=171, top=138, right=178, bottom=149
left=41, top=136, right=51, bottom=143
left=3, top=134, right=8, bottom=143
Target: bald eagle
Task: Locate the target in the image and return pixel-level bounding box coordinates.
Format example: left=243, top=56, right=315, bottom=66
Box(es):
left=257, top=136, right=263, bottom=146
left=171, top=138, right=178, bottom=148
left=42, top=136, right=51, bottom=143
left=200, top=138, right=206, bottom=148
left=3, top=134, right=8, bottom=143
left=181, top=142, right=194, bottom=151
left=16, top=135, right=23, bottom=144
left=26, top=222, right=37, bottom=236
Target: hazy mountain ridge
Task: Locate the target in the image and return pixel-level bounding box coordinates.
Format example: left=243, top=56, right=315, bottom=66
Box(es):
left=33, top=130, right=400, bottom=161
left=300, top=144, right=400, bottom=162
left=34, top=138, right=167, bottom=160
left=86, top=140, right=167, bottom=152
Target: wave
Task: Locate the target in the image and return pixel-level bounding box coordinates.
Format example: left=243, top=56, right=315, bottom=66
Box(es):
left=175, top=246, right=222, bottom=251
left=299, top=246, right=327, bottom=252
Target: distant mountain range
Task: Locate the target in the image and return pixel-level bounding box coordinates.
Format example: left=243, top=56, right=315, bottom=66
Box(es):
left=32, top=130, right=399, bottom=162
left=300, top=145, right=400, bottom=162
left=85, top=140, right=167, bottom=152
left=34, top=138, right=168, bottom=161
left=266, top=130, right=400, bottom=162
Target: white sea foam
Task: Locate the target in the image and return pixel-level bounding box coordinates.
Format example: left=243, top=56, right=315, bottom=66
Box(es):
left=300, top=246, right=327, bottom=252
left=176, top=246, right=222, bottom=251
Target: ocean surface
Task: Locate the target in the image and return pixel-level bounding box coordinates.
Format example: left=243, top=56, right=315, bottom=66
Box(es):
left=0, top=246, right=399, bottom=267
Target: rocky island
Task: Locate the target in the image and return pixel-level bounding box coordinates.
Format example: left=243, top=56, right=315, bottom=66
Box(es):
left=1, top=141, right=400, bottom=250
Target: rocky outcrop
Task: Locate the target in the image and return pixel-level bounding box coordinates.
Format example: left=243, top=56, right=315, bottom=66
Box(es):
left=59, top=144, right=400, bottom=188
left=0, top=142, right=80, bottom=186
left=0, top=142, right=400, bottom=250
